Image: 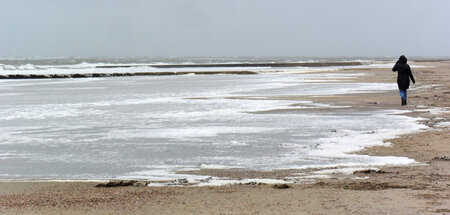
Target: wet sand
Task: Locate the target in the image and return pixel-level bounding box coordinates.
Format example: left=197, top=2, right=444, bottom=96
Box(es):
left=0, top=60, right=449, bottom=214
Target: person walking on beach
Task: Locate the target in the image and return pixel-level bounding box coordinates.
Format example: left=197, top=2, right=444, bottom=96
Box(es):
left=392, top=55, right=415, bottom=106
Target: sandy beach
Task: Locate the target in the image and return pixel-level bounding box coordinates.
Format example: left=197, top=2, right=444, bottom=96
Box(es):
left=0, top=60, right=449, bottom=215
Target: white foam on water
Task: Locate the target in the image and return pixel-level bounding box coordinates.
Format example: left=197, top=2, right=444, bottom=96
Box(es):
left=1, top=61, right=428, bottom=76
left=211, top=140, right=249, bottom=147
left=351, top=176, right=370, bottom=180
left=416, top=107, right=450, bottom=115
left=345, top=63, right=428, bottom=69
left=312, top=167, right=379, bottom=175
left=198, top=164, right=245, bottom=169
left=137, top=99, right=310, bottom=122
left=0, top=78, right=101, bottom=87
left=0, top=93, right=24, bottom=97
left=105, top=126, right=274, bottom=140
left=0, top=104, right=106, bottom=120
left=85, top=97, right=183, bottom=107
left=1, top=63, right=270, bottom=75
left=259, top=110, right=427, bottom=172
left=415, top=105, right=428, bottom=109
left=139, top=109, right=242, bottom=122
left=117, top=169, right=207, bottom=181
left=0, top=179, right=111, bottom=183
left=0, top=69, right=432, bottom=183
left=310, top=111, right=425, bottom=155
left=299, top=175, right=331, bottom=179
left=284, top=157, right=417, bottom=172
left=259, top=67, right=338, bottom=74
left=248, top=82, right=397, bottom=96
left=0, top=58, right=428, bottom=79
left=195, top=178, right=290, bottom=187
left=435, top=121, right=450, bottom=128
left=0, top=95, right=196, bottom=121
left=333, top=83, right=397, bottom=94
left=308, top=103, right=352, bottom=109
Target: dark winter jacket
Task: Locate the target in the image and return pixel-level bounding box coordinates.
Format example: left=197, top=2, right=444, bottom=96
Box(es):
left=392, top=55, right=415, bottom=90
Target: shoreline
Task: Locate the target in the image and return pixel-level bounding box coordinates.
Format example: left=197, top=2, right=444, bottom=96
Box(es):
left=0, top=60, right=449, bottom=214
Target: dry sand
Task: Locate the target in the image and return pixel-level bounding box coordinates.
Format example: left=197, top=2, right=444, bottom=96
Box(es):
left=0, top=60, right=449, bottom=215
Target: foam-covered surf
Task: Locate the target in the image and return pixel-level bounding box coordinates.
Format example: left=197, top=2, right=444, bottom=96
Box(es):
left=0, top=57, right=427, bottom=182
left=0, top=57, right=397, bottom=78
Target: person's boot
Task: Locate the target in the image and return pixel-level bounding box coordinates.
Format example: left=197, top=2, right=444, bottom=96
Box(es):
left=404, top=99, right=407, bottom=105
left=401, top=98, right=406, bottom=106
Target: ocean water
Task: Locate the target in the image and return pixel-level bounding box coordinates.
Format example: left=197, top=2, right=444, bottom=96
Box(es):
left=0, top=57, right=395, bottom=76
left=0, top=58, right=425, bottom=182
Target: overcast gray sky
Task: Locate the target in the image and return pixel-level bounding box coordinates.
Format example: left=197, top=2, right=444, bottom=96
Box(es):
left=1, top=0, right=449, bottom=57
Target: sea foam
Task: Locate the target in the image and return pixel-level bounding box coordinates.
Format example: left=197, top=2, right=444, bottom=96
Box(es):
left=0, top=60, right=428, bottom=182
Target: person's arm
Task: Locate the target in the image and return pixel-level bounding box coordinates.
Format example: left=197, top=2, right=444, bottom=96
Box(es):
left=407, top=65, right=415, bottom=84
left=392, top=61, right=399, bottom=72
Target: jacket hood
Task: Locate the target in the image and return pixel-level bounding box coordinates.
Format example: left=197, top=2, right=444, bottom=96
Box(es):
left=398, top=55, right=407, bottom=64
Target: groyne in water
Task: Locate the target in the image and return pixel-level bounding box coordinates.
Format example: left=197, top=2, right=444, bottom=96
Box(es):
left=0, top=71, right=258, bottom=79
left=0, top=61, right=362, bottom=79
